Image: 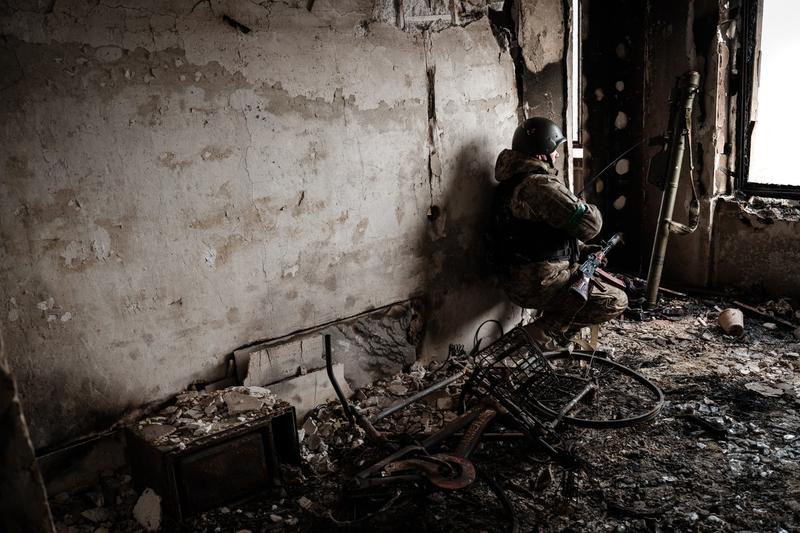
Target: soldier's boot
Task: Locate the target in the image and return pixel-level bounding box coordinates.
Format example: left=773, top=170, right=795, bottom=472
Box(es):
left=523, top=322, right=575, bottom=352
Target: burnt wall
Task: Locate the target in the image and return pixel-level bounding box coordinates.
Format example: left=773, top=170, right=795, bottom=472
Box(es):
left=0, top=0, right=569, bottom=449
left=712, top=199, right=800, bottom=299
left=581, top=0, right=646, bottom=269
left=585, top=0, right=800, bottom=298
left=0, top=0, right=521, bottom=449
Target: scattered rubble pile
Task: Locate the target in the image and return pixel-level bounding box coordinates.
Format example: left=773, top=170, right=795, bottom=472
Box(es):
left=50, top=295, right=800, bottom=532
left=298, top=360, right=465, bottom=476
left=49, top=472, right=141, bottom=533
left=133, top=386, right=285, bottom=450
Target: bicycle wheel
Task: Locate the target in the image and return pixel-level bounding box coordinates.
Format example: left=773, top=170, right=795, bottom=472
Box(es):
left=531, top=352, right=664, bottom=428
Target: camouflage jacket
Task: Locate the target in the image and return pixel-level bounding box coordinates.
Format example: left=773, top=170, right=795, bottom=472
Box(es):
left=494, top=149, right=604, bottom=309
left=494, top=149, right=602, bottom=243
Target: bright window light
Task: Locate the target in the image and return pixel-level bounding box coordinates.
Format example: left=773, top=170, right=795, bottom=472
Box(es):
left=571, top=0, right=581, bottom=145
left=748, top=0, right=800, bottom=185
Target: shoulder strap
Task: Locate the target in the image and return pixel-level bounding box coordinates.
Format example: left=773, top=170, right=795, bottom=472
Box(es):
left=667, top=107, right=700, bottom=235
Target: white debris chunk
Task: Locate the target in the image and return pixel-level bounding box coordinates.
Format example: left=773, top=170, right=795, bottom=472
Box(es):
left=133, top=488, right=161, bottom=532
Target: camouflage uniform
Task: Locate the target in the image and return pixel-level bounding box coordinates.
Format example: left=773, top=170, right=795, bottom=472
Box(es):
left=494, top=149, right=627, bottom=335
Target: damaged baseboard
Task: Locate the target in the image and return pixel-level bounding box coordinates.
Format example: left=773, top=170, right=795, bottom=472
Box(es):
left=36, top=299, right=423, bottom=496
left=233, top=298, right=423, bottom=393
left=268, top=363, right=351, bottom=421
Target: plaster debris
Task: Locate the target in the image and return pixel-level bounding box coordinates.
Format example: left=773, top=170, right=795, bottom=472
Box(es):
left=224, top=391, right=264, bottom=413
left=132, top=488, right=161, bottom=532
left=138, top=423, right=176, bottom=441
left=80, top=507, right=113, bottom=523
left=133, top=386, right=280, bottom=449
left=740, top=195, right=800, bottom=222
left=47, top=295, right=800, bottom=531
left=745, top=382, right=784, bottom=397
left=36, top=297, right=55, bottom=311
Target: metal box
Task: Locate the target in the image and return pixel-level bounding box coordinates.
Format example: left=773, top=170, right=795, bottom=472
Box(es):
left=126, top=405, right=300, bottom=522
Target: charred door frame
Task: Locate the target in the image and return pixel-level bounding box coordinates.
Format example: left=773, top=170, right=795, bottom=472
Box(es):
left=736, top=0, right=800, bottom=199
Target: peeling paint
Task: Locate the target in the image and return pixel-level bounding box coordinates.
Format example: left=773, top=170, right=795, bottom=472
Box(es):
left=0, top=2, right=521, bottom=449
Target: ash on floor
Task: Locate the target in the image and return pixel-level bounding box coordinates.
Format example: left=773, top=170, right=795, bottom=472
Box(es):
left=51, top=295, right=800, bottom=533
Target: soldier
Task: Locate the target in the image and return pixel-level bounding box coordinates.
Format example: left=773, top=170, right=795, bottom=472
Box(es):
left=493, top=117, right=627, bottom=349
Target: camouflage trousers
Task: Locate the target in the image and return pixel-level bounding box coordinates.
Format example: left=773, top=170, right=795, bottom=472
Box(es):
left=501, top=259, right=628, bottom=333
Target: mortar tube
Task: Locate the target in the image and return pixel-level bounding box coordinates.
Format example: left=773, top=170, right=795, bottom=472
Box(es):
left=644, top=71, right=700, bottom=309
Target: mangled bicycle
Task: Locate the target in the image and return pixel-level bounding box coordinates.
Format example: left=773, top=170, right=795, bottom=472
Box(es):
left=324, top=326, right=664, bottom=531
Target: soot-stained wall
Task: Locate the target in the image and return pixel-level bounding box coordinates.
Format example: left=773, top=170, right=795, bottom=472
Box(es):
left=581, top=0, right=646, bottom=270
left=0, top=0, right=512, bottom=448
left=585, top=0, right=800, bottom=298
left=0, top=0, right=568, bottom=449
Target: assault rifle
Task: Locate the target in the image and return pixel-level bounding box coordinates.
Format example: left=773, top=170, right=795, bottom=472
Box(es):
left=569, top=233, right=623, bottom=301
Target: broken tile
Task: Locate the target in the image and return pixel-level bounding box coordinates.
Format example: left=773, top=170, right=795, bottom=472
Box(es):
left=223, top=392, right=264, bottom=414
left=184, top=408, right=203, bottom=419
left=138, top=424, right=176, bottom=442
left=237, top=335, right=323, bottom=387
left=745, top=382, right=784, bottom=397
left=387, top=382, right=408, bottom=395
left=436, top=396, right=454, bottom=410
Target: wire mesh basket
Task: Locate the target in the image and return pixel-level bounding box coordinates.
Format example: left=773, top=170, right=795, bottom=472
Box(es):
left=467, top=327, right=559, bottom=420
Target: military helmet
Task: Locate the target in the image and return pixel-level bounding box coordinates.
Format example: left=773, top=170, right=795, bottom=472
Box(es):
left=511, top=117, right=566, bottom=156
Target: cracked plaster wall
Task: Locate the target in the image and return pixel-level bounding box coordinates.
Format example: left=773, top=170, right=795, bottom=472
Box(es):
left=638, top=0, right=726, bottom=289
left=0, top=0, right=530, bottom=448
left=711, top=201, right=800, bottom=298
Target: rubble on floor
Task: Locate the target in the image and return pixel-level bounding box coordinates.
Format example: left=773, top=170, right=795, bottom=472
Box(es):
left=297, top=359, right=465, bottom=477
left=49, top=295, right=800, bottom=532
